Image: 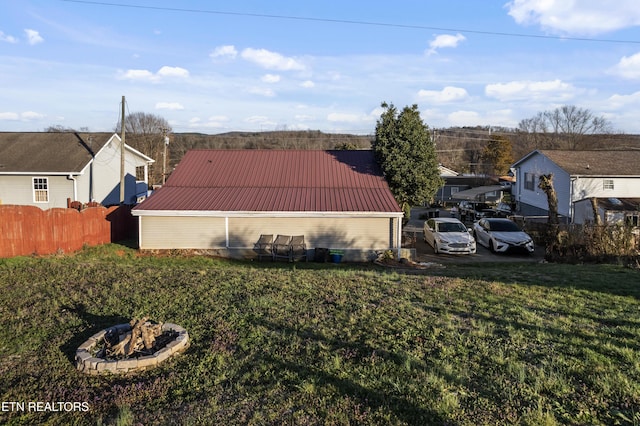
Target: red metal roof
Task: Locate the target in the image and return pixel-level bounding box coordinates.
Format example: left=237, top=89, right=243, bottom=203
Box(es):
left=134, top=150, right=401, bottom=213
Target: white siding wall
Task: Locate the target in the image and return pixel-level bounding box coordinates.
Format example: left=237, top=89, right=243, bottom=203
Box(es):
left=0, top=175, right=74, bottom=209
left=91, top=135, right=151, bottom=206
left=228, top=216, right=394, bottom=249
left=140, top=216, right=226, bottom=249
left=573, top=177, right=640, bottom=200
left=139, top=215, right=398, bottom=252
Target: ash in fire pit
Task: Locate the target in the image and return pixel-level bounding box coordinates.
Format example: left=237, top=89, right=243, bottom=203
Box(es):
left=76, top=318, right=189, bottom=375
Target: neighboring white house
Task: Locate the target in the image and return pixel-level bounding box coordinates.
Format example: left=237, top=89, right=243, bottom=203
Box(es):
left=132, top=149, right=403, bottom=260
left=512, top=150, right=640, bottom=223
left=0, top=132, right=154, bottom=209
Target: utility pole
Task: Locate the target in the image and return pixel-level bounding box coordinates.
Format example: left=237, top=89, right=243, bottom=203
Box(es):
left=162, top=128, right=169, bottom=184
left=120, top=95, right=126, bottom=204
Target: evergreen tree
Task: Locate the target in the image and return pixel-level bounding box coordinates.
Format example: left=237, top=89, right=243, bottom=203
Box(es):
left=373, top=102, right=443, bottom=217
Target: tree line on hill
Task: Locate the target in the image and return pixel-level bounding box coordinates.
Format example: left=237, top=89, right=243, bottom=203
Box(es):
left=46, top=105, right=640, bottom=188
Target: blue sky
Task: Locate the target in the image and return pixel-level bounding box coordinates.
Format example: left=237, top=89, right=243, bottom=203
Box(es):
left=2, top=0, right=640, bottom=134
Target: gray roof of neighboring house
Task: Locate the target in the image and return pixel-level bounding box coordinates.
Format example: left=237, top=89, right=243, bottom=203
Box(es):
left=0, top=132, right=113, bottom=174
left=514, top=149, right=640, bottom=176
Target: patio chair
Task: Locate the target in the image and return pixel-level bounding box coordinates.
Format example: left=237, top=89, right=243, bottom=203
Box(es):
left=254, top=234, right=273, bottom=261
left=289, top=235, right=307, bottom=262
left=272, top=235, right=292, bottom=261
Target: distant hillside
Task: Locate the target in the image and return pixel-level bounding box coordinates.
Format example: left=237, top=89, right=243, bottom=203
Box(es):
left=163, top=129, right=640, bottom=177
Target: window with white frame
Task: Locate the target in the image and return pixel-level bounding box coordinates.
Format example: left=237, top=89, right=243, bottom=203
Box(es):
left=603, top=179, right=614, bottom=190
left=135, top=166, right=146, bottom=182
left=33, top=177, right=49, bottom=203
left=524, top=172, right=535, bottom=191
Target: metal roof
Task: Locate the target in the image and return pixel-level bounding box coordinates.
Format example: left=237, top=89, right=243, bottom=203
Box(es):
left=134, top=150, right=401, bottom=213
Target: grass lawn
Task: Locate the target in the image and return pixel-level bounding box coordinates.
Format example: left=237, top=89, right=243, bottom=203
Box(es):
left=1, top=245, right=639, bottom=425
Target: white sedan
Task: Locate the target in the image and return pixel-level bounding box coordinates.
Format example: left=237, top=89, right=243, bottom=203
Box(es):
left=473, top=218, right=535, bottom=253
left=423, top=217, right=476, bottom=254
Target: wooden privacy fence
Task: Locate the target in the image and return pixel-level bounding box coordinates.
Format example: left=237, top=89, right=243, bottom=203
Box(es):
left=0, top=205, right=137, bottom=258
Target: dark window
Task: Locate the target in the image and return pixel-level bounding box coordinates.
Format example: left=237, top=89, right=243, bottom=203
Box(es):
left=524, top=173, right=535, bottom=191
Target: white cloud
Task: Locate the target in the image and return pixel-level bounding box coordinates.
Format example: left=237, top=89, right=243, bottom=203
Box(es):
left=244, top=115, right=276, bottom=128
left=300, top=80, right=315, bottom=88
left=0, top=111, right=45, bottom=121
left=247, top=87, right=276, bottom=97
left=506, top=0, right=640, bottom=35
left=261, top=74, right=281, bottom=83
left=119, top=66, right=190, bottom=82
left=417, top=86, right=469, bottom=103
left=155, top=102, right=184, bottom=110
left=24, top=29, right=43, bottom=45
left=327, top=111, right=377, bottom=124
left=485, top=79, right=576, bottom=101
left=427, top=33, right=465, bottom=55
left=157, top=66, right=189, bottom=78
left=208, top=115, right=230, bottom=122
left=120, top=69, right=155, bottom=81
left=241, top=48, right=305, bottom=71
left=188, top=115, right=230, bottom=129
left=611, top=52, right=640, bottom=79
left=0, top=31, right=18, bottom=43
left=210, top=45, right=238, bottom=59
left=606, top=91, right=640, bottom=108
left=0, top=112, right=20, bottom=120
left=21, top=111, right=45, bottom=120
left=448, top=110, right=481, bottom=126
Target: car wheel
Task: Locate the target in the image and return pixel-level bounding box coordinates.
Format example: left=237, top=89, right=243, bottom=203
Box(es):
left=433, top=240, right=439, bottom=254
left=489, top=239, right=496, bottom=253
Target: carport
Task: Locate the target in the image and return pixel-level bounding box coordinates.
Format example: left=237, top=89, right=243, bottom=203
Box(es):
left=451, top=185, right=505, bottom=201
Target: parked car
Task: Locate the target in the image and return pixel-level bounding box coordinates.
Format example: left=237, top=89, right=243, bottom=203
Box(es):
left=423, top=217, right=476, bottom=254
left=494, top=202, right=512, bottom=218
left=458, top=201, right=493, bottom=221
left=473, top=218, right=535, bottom=253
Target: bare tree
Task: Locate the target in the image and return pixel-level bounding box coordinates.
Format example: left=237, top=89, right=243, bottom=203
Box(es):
left=517, top=105, right=613, bottom=150
left=115, top=112, right=171, bottom=185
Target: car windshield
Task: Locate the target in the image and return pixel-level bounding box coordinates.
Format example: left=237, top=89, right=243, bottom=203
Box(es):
left=488, top=220, right=522, bottom=232
left=437, top=222, right=467, bottom=232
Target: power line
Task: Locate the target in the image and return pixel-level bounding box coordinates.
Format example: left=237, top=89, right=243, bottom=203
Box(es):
left=60, top=0, right=640, bottom=45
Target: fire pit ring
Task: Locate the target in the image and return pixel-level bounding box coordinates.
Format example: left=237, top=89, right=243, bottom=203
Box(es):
left=75, top=322, right=189, bottom=375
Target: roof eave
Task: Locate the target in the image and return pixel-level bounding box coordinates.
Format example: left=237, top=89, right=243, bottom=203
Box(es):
left=132, top=209, right=403, bottom=218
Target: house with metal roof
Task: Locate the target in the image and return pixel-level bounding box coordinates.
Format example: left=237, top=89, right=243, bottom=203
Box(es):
left=132, top=149, right=403, bottom=260
left=511, top=149, right=640, bottom=223
left=0, top=132, right=154, bottom=209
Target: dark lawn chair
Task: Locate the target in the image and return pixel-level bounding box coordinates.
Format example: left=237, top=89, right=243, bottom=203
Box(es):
left=272, top=235, right=292, bottom=261
left=290, top=235, right=307, bottom=262
left=254, top=234, right=274, bottom=261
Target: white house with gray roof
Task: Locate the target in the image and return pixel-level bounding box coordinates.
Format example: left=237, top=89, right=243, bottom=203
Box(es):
left=511, top=149, right=640, bottom=223
left=0, top=132, right=154, bottom=209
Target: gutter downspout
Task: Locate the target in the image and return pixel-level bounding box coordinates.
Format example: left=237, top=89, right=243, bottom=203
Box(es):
left=67, top=174, right=77, bottom=202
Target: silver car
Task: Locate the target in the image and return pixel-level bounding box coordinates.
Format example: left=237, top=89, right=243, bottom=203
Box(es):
left=423, top=217, right=476, bottom=254
left=473, top=218, right=535, bottom=253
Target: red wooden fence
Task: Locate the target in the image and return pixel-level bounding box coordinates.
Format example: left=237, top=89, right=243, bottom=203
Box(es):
left=0, top=205, right=137, bottom=258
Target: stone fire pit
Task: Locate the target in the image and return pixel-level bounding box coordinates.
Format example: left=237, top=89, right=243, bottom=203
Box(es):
left=75, top=318, right=189, bottom=375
